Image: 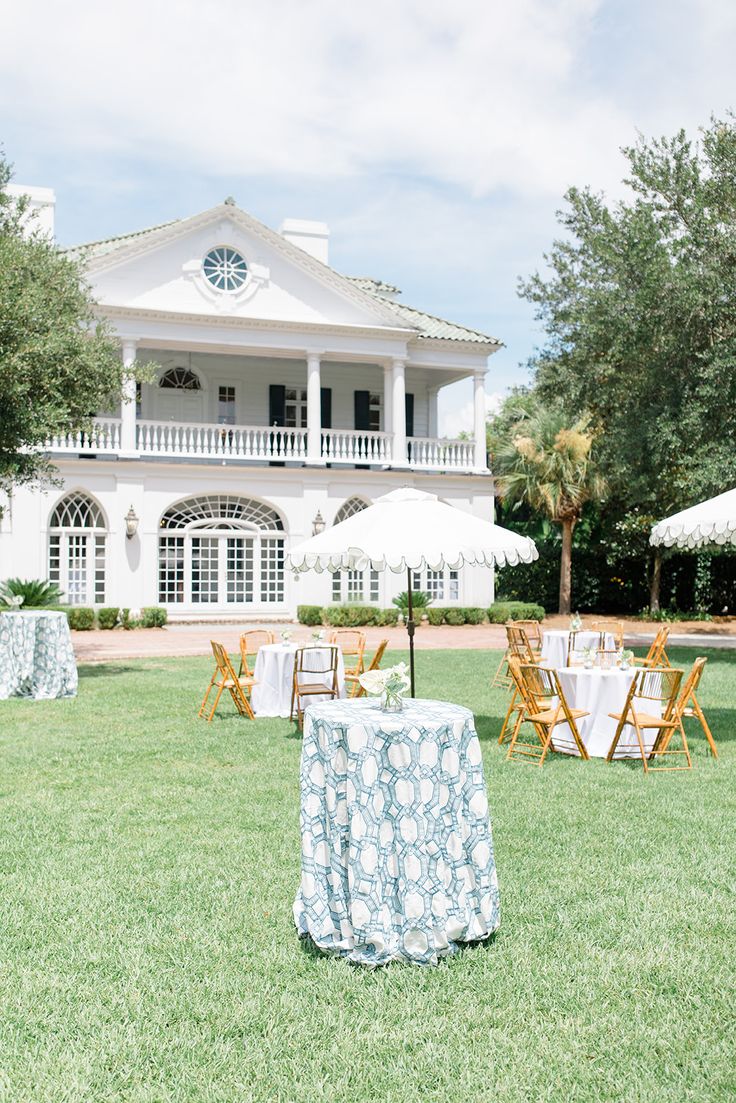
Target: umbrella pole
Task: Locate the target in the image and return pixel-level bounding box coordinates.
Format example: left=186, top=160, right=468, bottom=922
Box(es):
left=406, top=566, right=416, bottom=697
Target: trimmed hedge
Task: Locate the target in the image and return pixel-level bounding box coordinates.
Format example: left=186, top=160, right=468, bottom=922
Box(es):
left=426, top=607, right=487, bottom=625
left=487, top=601, right=545, bottom=623
left=97, top=607, right=120, bottom=630
left=66, top=607, right=95, bottom=631
left=141, top=606, right=167, bottom=628
left=297, top=605, right=323, bottom=626
left=375, top=608, right=399, bottom=627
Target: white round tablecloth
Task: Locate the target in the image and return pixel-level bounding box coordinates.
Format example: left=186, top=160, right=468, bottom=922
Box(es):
left=0, top=611, right=78, bottom=699
left=251, top=642, right=346, bottom=718
left=294, top=697, right=500, bottom=966
left=553, top=667, right=660, bottom=758
left=541, top=629, right=616, bottom=669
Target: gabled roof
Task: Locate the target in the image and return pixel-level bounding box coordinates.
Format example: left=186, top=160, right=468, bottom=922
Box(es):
left=65, top=205, right=501, bottom=345
left=344, top=276, right=500, bottom=345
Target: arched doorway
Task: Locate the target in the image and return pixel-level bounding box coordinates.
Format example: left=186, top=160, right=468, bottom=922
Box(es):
left=158, top=494, right=286, bottom=608
left=48, top=491, right=108, bottom=605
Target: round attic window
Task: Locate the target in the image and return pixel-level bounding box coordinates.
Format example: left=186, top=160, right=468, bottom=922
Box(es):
left=202, top=246, right=248, bottom=292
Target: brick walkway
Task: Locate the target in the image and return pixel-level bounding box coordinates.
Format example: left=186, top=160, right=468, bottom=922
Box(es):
left=70, top=614, right=736, bottom=662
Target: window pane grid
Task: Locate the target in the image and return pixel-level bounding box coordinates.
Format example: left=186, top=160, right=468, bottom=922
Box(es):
left=191, top=537, right=219, bottom=603
left=260, top=538, right=284, bottom=603
left=347, top=569, right=363, bottom=602
left=158, top=537, right=184, bottom=603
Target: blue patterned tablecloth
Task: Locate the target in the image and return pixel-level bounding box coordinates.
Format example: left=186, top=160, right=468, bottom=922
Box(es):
left=0, top=611, right=78, bottom=700
left=294, top=697, right=500, bottom=966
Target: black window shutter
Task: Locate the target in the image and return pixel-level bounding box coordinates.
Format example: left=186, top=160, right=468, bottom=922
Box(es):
left=269, top=384, right=286, bottom=426
left=405, top=392, right=415, bottom=437
left=354, top=390, right=370, bottom=431
left=268, top=384, right=286, bottom=466
left=320, top=387, right=332, bottom=429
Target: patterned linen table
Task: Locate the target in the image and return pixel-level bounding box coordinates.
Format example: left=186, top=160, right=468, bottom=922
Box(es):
left=294, top=697, right=500, bottom=967
left=0, top=611, right=78, bottom=700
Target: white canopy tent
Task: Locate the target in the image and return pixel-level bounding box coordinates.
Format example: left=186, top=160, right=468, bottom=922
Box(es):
left=287, top=487, right=538, bottom=694
left=650, top=487, right=736, bottom=550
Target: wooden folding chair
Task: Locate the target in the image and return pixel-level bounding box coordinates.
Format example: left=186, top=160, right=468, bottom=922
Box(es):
left=491, top=649, right=512, bottom=690
left=345, top=639, right=389, bottom=698
left=329, top=629, right=366, bottom=677
left=498, top=625, right=538, bottom=743
left=567, top=630, right=604, bottom=666
left=506, top=663, right=590, bottom=765
left=634, top=625, right=671, bottom=668
left=499, top=655, right=555, bottom=746
left=515, top=619, right=543, bottom=659
left=656, top=657, right=717, bottom=759
left=199, top=640, right=256, bottom=721
left=591, top=619, right=625, bottom=650
left=290, top=644, right=340, bottom=729
left=239, top=629, right=275, bottom=677
left=606, top=666, right=687, bottom=772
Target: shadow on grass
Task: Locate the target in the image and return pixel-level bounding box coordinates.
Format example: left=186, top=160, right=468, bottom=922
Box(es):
left=78, top=664, right=143, bottom=678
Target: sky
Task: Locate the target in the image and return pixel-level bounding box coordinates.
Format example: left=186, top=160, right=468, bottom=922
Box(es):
left=1, top=0, right=734, bottom=435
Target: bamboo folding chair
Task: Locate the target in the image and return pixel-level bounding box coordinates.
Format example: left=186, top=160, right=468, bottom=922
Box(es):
left=238, top=629, right=275, bottom=677
left=199, top=640, right=256, bottom=721
left=567, top=630, right=604, bottom=666
left=329, top=629, right=366, bottom=677
left=498, top=625, right=538, bottom=743
left=655, top=657, right=717, bottom=758
left=506, top=662, right=590, bottom=765
left=515, top=619, right=543, bottom=659
left=345, top=639, right=389, bottom=698
left=290, top=644, right=340, bottom=729
left=634, top=625, right=671, bottom=669
left=606, top=666, right=687, bottom=772
left=499, top=655, right=556, bottom=746
left=591, top=619, right=625, bottom=650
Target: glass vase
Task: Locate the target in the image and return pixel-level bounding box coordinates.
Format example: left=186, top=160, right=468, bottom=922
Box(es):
left=381, top=688, right=404, bottom=713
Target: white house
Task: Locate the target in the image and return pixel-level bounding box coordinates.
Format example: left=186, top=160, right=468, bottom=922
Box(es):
left=0, top=188, right=501, bottom=619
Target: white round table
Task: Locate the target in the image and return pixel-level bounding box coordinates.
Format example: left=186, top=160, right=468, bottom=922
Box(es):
left=251, top=642, right=346, bottom=718
left=553, top=666, right=658, bottom=759
left=0, top=610, right=77, bottom=699
left=541, top=629, right=616, bottom=669
left=294, top=697, right=500, bottom=966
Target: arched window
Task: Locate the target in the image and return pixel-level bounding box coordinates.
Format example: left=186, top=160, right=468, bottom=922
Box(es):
left=158, top=495, right=285, bottom=607
left=48, top=492, right=107, bottom=605
left=159, top=366, right=202, bottom=390
left=333, top=496, right=369, bottom=525
left=331, top=497, right=378, bottom=603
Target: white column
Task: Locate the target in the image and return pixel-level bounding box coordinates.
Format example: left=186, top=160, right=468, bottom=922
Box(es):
left=473, top=370, right=488, bottom=471
left=306, top=351, right=324, bottom=465
left=383, top=364, right=393, bottom=435
left=391, top=358, right=407, bottom=466
left=120, top=339, right=138, bottom=458
left=427, top=386, right=439, bottom=438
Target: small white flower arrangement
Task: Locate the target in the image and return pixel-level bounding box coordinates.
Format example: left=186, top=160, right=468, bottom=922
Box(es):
left=281, top=629, right=292, bottom=643
left=311, top=629, right=325, bottom=643
left=581, top=646, right=596, bottom=669
left=570, top=612, right=583, bottom=632
left=620, top=649, right=634, bottom=671
left=359, top=662, right=411, bottom=712
left=2, top=594, right=24, bottom=608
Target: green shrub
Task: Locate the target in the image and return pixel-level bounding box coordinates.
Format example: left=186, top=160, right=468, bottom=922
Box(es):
left=444, top=608, right=465, bottom=626
left=324, top=605, right=380, bottom=627
left=97, top=607, right=120, bottom=630
left=119, top=608, right=142, bottom=630
left=426, top=608, right=446, bottom=626
left=141, top=606, right=167, bottom=628
left=375, top=608, right=399, bottom=627
left=297, top=605, right=324, bottom=626
left=487, top=601, right=545, bottom=623
left=66, top=607, right=95, bottom=630
left=463, top=607, right=486, bottom=624
left=0, top=578, right=64, bottom=608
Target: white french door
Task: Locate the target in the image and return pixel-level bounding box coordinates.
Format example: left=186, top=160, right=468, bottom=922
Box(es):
left=159, top=531, right=283, bottom=607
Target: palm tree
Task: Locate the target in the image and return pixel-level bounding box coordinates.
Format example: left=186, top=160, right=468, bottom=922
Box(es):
left=493, top=403, right=606, bottom=614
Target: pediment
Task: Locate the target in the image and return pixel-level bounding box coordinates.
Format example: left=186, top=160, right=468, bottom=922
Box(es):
left=83, top=205, right=416, bottom=333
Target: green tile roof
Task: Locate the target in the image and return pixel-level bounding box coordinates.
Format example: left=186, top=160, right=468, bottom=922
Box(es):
left=63, top=219, right=180, bottom=260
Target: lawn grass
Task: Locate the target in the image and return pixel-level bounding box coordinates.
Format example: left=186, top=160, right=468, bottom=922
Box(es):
left=1, top=646, right=734, bottom=1103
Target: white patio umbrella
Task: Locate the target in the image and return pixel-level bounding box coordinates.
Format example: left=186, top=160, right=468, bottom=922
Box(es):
left=650, top=487, right=736, bottom=550
left=287, top=487, right=538, bottom=695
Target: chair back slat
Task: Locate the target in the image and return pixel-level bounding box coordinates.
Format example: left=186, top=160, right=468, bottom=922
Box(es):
left=239, top=630, right=274, bottom=677
left=295, top=644, right=339, bottom=676
left=515, top=619, right=542, bottom=649
left=505, top=624, right=536, bottom=663
left=591, top=620, right=625, bottom=649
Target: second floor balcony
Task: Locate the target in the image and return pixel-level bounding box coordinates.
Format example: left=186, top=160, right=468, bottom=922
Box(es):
left=45, top=346, right=490, bottom=474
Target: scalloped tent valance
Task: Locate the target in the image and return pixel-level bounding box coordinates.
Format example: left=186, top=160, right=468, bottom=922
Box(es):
left=650, top=487, right=736, bottom=550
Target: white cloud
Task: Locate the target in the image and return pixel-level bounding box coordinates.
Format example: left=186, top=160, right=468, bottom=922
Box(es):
left=0, top=0, right=649, bottom=201
left=440, top=388, right=503, bottom=439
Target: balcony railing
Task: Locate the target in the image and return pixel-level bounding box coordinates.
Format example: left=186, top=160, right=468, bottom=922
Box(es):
left=45, top=419, right=482, bottom=472
left=407, top=436, right=475, bottom=470
left=46, top=417, right=122, bottom=454
left=137, top=420, right=307, bottom=461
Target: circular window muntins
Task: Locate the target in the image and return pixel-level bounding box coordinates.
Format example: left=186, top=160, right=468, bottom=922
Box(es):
left=202, top=246, right=248, bottom=292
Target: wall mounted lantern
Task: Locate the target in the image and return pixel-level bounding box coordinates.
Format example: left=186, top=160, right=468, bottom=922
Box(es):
left=311, top=510, right=326, bottom=536
left=125, top=506, right=140, bottom=540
